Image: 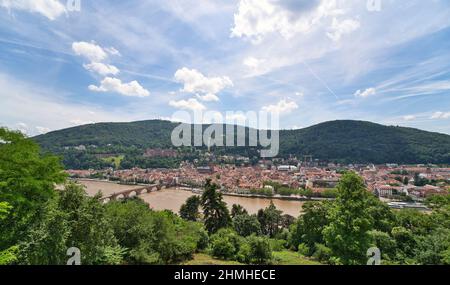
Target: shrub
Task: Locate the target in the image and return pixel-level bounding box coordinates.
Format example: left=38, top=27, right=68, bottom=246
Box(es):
left=297, top=243, right=310, bottom=256
left=233, top=213, right=261, bottom=237
left=269, top=239, right=286, bottom=251
left=312, top=243, right=332, bottom=264
left=210, top=228, right=241, bottom=260
left=245, top=235, right=272, bottom=264
left=236, top=242, right=252, bottom=264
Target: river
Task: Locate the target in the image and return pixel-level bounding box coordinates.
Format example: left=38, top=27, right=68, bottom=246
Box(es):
left=79, top=180, right=305, bottom=217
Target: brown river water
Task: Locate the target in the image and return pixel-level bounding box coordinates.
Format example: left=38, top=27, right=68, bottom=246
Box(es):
left=79, top=180, right=304, bottom=217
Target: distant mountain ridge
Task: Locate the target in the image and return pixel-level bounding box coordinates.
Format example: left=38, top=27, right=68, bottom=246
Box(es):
left=33, top=120, right=450, bottom=164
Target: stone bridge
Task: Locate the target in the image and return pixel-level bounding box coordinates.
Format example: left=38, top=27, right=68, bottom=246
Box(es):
left=100, top=183, right=169, bottom=202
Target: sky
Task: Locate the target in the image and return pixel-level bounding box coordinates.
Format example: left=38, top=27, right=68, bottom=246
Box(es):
left=0, top=0, right=450, bottom=136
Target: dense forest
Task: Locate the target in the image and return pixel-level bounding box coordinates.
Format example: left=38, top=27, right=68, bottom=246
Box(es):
left=1, top=127, right=450, bottom=265
left=32, top=120, right=450, bottom=169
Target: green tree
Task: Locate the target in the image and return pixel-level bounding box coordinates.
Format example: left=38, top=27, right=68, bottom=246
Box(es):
left=414, top=173, right=428, bottom=186
left=231, top=204, right=248, bottom=218
left=210, top=228, right=241, bottom=260
left=312, top=243, right=333, bottom=264
left=179, top=196, right=201, bottom=221
left=323, top=172, right=374, bottom=265
left=415, top=228, right=450, bottom=265
left=403, top=177, right=409, bottom=185
left=366, top=195, right=396, bottom=233
left=0, top=202, right=12, bottom=219
left=240, top=235, right=272, bottom=264
left=290, top=201, right=329, bottom=255
left=390, top=226, right=416, bottom=263
left=280, top=214, right=295, bottom=229
left=0, top=202, right=18, bottom=265
left=257, top=202, right=282, bottom=238
left=368, top=230, right=397, bottom=262
left=0, top=128, right=66, bottom=254
left=201, top=179, right=231, bottom=234
left=425, top=194, right=450, bottom=210
left=394, top=209, right=435, bottom=236
left=233, top=213, right=261, bottom=237
left=16, top=183, right=124, bottom=265
left=60, top=183, right=123, bottom=265
left=17, top=197, right=69, bottom=265
left=106, top=198, right=205, bottom=264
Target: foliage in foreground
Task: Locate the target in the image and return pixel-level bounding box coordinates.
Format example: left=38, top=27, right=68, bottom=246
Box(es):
left=288, top=172, right=450, bottom=265
left=2, top=127, right=450, bottom=265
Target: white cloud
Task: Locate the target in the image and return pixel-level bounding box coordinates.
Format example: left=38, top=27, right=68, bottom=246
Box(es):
left=174, top=67, right=233, bottom=101
left=36, top=126, right=51, bottom=134
left=72, top=41, right=109, bottom=62
left=83, top=62, right=120, bottom=76
left=0, top=73, right=157, bottom=135
left=262, top=99, right=298, bottom=114
left=403, top=115, right=416, bottom=121
left=69, top=119, right=94, bottom=126
left=231, top=0, right=344, bottom=42
left=243, top=56, right=271, bottom=75
left=169, top=98, right=206, bottom=111
left=105, top=47, right=121, bottom=56
left=430, top=111, right=450, bottom=120
left=0, top=0, right=66, bottom=20
left=89, top=77, right=150, bottom=97
left=244, top=56, right=265, bottom=69
left=295, top=92, right=305, bottom=97
left=73, top=41, right=151, bottom=97
left=12, top=122, right=51, bottom=135
left=354, top=88, right=376, bottom=98
left=16, top=122, right=29, bottom=134
left=196, top=93, right=219, bottom=102
left=327, top=17, right=360, bottom=42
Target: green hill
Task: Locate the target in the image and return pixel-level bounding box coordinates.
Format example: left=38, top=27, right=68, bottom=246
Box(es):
left=32, top=120, right=450, bottom=167
left=34, top=120, right=179, bottom=150
left=278, top=120, right=450, bottom=164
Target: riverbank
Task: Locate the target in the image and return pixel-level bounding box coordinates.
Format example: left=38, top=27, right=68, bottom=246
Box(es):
left=76, top=179, right=305, bottom=216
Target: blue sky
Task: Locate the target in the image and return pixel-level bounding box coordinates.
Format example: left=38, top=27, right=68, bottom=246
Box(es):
left=1, top=0, right=450, bottom=135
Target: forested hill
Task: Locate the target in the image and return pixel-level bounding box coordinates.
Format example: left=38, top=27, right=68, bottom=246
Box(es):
left=278, top=120, right=450, bottom=164
left=35, top=120, right=179, bottom=150
left=33, top=120, right=450, bottom=165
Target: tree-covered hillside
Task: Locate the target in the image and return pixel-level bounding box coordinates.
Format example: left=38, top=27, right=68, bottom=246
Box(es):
left=32, top=120, right=450, bottom=166
left=279, top=120, right=450, bottom=164
left=34, top=120, right=179, bottom=151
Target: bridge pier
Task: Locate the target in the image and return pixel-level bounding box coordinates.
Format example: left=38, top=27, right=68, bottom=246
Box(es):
left=100, top=183, right=170, bottom=202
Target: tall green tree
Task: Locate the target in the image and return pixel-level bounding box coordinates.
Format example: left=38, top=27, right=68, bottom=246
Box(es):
left=210, top=228, right=242, bottom=260
left=231, top=204, right=248, bottom=218
left=290, top=201, right=330, bottom=255
left=201, top=179, right=231, bottom=234
left=257, top=202, right=282, bottom=238
left=18, top=183, right=124, bottom=265
left=323, top=172, right=374, bottom=265
left=179, top=196, right=201, bottom=221
left=106, top=198, right=206, bottom=264
left=0, top=202, right=18, bottom=265
left=415, top=228, right=450, bottom=265
left=17, top=198, right=69, bottom=265
left=233, top=213, right=261, bottom=237
left=0, top=128, right=66, bottom=258
left=241, top=235, right=272, bottom=264
left=59, top=183, right=123, bottom=265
